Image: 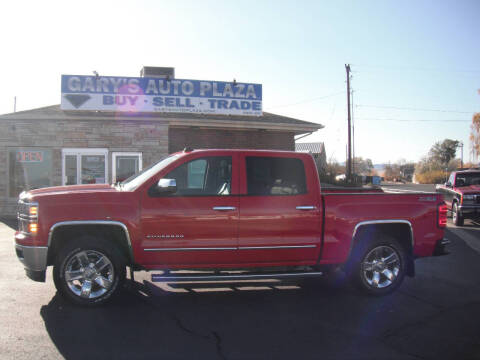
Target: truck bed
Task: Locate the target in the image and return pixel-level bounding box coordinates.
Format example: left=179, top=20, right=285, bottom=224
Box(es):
left=320, top=191, right=444, bottom=264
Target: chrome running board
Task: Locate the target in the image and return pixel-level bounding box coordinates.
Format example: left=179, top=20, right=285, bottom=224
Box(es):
left=151, top=271, right=323, bottom=282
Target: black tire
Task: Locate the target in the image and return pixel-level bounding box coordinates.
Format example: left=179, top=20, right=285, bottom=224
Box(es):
left=453, top=202, right=464, bottom=226
left=348, top=234, right=407, bottom=296
left=53, top=236, right=126, bottom=306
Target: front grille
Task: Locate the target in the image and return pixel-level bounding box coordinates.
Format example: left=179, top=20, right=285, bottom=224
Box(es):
left=18, top=219, right=29, bottom=233
left=17, top=201, right=30, bottom=218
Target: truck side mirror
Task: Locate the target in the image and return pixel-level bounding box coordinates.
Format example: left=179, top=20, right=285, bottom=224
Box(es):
left=445, top=182, right=452, bottom=188
left=156, top=178, right=177, bottom=194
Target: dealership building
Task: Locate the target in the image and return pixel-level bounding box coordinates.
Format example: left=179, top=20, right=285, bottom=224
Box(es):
left=0, top=67, right=322, bottom=216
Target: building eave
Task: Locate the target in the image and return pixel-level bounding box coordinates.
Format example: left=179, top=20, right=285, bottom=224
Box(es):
left=0, top=105, right=324, bottom=135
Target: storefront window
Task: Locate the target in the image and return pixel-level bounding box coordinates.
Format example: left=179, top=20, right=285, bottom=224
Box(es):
left=81, top=155, right=106, bottom=184
left=187, top=159, right=207, bottom=188
left=9, top=149, right=52, bottom=197
left=62, top=148, right=108, bottom=185
left=112, top=152, right=142, bottom=183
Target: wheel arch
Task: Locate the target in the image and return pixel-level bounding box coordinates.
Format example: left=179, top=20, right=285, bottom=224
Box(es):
left=47, top=221, right=134, bottom=266
left=349, top=220, right=415, bottom=277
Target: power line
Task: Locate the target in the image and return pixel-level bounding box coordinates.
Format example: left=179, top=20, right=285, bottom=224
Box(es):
left=352, top=64, right=480, bottom=74
left=356, top=104, right=476, bottom=114
left=356, top=117, right=471, bottom=122
left=266, top=91, right=344, bottom=110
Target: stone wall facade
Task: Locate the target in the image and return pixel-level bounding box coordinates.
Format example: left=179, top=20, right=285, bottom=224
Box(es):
left=169, top=127, right=295, bottom=153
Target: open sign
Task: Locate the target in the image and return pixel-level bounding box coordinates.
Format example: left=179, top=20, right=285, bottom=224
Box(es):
left=16, top=151, right=44, bottom=163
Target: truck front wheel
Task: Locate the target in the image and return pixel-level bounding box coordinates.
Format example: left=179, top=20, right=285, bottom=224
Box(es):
left=53, top=236, right=126, bottom=306
left=351, top=236, right=406, bottom=296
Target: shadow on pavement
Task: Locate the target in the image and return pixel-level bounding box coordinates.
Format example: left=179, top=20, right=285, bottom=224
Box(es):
left=0, top=217, right=17, bottom=231
left=40, top=276, right=374, bottom=360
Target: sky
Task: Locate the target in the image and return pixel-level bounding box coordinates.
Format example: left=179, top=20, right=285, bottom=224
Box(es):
left=0, top=0, right=479, bottom=164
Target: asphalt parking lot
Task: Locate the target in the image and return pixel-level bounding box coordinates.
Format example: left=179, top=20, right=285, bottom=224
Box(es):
left=1, top=215, right=480, bottom=360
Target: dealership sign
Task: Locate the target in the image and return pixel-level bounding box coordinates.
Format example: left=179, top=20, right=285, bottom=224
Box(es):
left=61, top=75, right=262, bottom=116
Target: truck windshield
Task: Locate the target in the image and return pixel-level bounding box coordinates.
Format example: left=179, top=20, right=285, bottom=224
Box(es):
left=120, top=154, right=182, bottom=191
left=455, top=173, right=480, bottom=187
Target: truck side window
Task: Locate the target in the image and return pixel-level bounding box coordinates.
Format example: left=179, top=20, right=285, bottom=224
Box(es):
left=162, top=156, right=232, bottom=196
left=448, top=173, right=455, bottom=186
left=246, top=157, right=307, bottom=196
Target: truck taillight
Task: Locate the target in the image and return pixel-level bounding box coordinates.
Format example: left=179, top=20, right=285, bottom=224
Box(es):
left=438, top=203, right=448, bottom=228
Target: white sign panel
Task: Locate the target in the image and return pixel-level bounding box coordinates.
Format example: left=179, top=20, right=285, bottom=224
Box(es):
left=61, top=75, right=262, bottom=116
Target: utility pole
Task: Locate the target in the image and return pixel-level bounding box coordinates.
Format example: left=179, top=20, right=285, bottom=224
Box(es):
left=459, top=141, right=464, bottom=169
left=345, top=64, right=352, bottom=182
left=14, top=96, right=16, bottom=113
left=351, top=89, right=355, bottom=175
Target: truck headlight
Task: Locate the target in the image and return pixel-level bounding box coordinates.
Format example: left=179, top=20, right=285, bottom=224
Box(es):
left=29, top=206, right=38, bottom=216
left=17, top=199, right=39, bottom=235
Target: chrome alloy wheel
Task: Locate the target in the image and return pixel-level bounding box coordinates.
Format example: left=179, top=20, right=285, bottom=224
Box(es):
left=64, top=250, right=115, bottom=299
left=361, top=245, right=400, bottom=289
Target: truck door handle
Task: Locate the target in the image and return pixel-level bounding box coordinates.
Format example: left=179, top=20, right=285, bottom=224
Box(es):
left=213, top=206, right=237, bottom=211
left=296, top=206, right=316, bottom=210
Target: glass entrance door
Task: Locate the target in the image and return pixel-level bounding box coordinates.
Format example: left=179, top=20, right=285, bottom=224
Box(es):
left=81, top=154, right=106, bottom=184
left=62, top=149, right=108, bottom=185
left=64, top=154, right=78, bottom=185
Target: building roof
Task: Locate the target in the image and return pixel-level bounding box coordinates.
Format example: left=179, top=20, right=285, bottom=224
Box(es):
left=295, top=142, right=325, bottom=154
left=0, top=105, right=323, bottom=135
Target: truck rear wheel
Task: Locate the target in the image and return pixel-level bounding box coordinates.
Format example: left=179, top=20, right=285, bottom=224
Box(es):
left=452, top=203, right=464, bottom=226
left=53, top=236, right=126, bottom=306
left=350, top=235, right=406, bottom=296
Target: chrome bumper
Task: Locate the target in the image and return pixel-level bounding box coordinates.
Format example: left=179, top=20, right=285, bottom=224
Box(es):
left=458, top=205, right=480, bottom=216
left=15, top=244, right=48, bottom=282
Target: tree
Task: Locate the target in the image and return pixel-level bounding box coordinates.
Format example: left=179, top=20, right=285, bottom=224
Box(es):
left=384, top=163, right=401, bottom=181
left=428, top=139, right=459, bottom=166
left=319, top=157, right=346, bottom=184
left=470, top=112, right=480, bottom=160
left=353, top=157, right=373, bottom=175
left=399, top=162, right=415, bottom=181
left=414, top=139, right=463, bottom=184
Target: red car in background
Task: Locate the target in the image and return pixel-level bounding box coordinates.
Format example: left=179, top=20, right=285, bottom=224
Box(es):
left=436, top=169, right=480, bottom=226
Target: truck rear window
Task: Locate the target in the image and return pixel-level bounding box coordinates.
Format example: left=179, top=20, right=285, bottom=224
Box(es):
left=246, top=157, right=307, bottom=196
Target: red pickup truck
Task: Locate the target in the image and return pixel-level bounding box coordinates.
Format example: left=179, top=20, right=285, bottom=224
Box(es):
left=15, top=149, right=448, bottom=306
left=436, top=169, right=480, bottom=226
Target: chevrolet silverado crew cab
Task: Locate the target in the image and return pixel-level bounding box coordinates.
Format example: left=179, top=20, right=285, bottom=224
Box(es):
left=15, top=149, right=448, bottom=306
left=436, top=169, right=480, bottom=226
